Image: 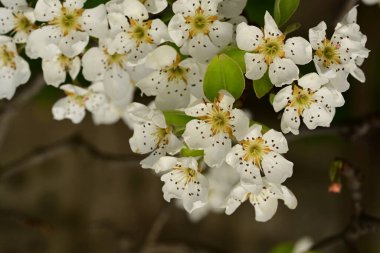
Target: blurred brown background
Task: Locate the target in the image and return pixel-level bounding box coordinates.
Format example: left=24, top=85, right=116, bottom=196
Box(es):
left=0, top=0, right=380, bottom=252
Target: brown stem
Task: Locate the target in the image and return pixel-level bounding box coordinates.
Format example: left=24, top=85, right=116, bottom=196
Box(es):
left=0, top=134, right=141, bottom=181
left=0, top=74, right=45, bottom=151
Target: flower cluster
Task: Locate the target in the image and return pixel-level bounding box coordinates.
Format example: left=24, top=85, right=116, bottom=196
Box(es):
left=0, top=0, right=370, bottom=222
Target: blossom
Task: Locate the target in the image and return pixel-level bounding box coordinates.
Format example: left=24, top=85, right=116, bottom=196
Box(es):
left=0, top=36, right=30, bottom=100
left=106, top=0, right=168, bottom=14
left=273, top=73, right=345, bottom=135
left=128, top=103, right=183, bottom=169
left=42, top=49, right=81, bottom=87
left=224, top=179, right=297, bottom=222
left=26, top=0, right=108, bottom=59
left=183, top=91, right=249, bottom=167
left=218, top=0, right=247, bottom=19
left=0, top=0, right=36, bottom=43
left=334, top=6, right=369, bottom=85
left=187, top=162, right=239, bottom=221
left=52, top=84, right=108, bottom=124
left=361, top=0, right=380, bottom=5
left=168, top=0, right=234, bottom=62
left=236, top=12, right=312, bottom=87
left=154, top=156, right=209, bottom=213
left=226, top=124, right=293, bottom=191
left=136, top=45, right=205, bottom=110
left=309, top=21, right=369, bottom=92
left=106, top=0, right=168, bottom=63
left=82, top=38, right=135, bottom=107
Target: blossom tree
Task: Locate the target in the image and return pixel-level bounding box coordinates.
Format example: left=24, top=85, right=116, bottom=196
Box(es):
left=0, top=0, right=378, bottom=251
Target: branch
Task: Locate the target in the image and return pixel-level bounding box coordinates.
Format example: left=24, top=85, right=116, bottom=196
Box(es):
left=0, top=134, right=141, bottom=181
left=311, top=160, right=380, bottom=252
left=287, top=114, right=380, bottom=142
left=0, top=74, right=45, bottom=150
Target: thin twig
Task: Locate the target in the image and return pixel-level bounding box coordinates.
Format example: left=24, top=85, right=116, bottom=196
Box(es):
left=311, top=160, right=380, bottom=252
left=287, top=114, right=380, bottom=142
left=0, top=74, right=45, bottom=151
left=0, top=134, right=141, bottom=181
left=140, top=206, right=172, bottom=253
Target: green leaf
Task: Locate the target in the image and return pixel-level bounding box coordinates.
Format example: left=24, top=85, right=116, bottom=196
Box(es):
left=269, top=93, right=276, bottom=105
left=284, top=22, right=301, bottom=35
left=253, top=72, right=273, bottom=99
left=244, top=0, right=275, bottom=26
left=163, top=110, right=194, bottom=135
left=274, top=0, right=300, bottom=27
left=180, top=147, right=204, bottom=157
left=204, top=54, right=245, bottom=101
left=223, top=47, right=246, bottom=72
left=270, top=243, right=294, bottom=253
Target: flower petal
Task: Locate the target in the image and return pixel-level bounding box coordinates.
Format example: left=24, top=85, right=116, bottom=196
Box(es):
left=262, top=152, right=293, bottom=184
left=262, top=129, right=289, bottom=154
left=236, top=22, right=263, bottom=52
left=269, top=57, right=299, bottom=87
left=183, top=119, right=213, bottom=149
left=273, top=85, right=293, bottom=112
left=281, top=106, right=301, bottom=135
left=80, top=4, right=109, bottom=38
left=244, top=53, right=267, bottom=80
left=284, top=37, right=312, bottom=65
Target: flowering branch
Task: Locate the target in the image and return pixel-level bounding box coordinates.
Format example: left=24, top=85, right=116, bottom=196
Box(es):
left=287, top=114, right=380, bottom=142
left=311, top=159, right=380, bottom=252
left=0, top=134, right=141, bottom=181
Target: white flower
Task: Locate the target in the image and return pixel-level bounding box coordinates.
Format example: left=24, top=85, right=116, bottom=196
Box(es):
left=168, top=0, right=234, bottom=62
left=106, top=0, right=168, bottom=63
left=82, top=38, right=135, bottom=107
left=236, top=12, right=312, bottom=87
left=273, top=73, right=345, bottom=135
left=128, top=103, right=183, bottom=169
left=182, top=91, right=249, bottom=167
left=0, top=36, right=30, bottom=100
left=136, top=45, right=205, bottom=110
left=52, top=84, right=108, bottom=124
left=0, top=0, right=36, bottom=43
left=218, top=0, right=247, bottom=19
left=334, top=6, right=369, bottom=85
left=154, top=156, right=209, bottom=213
left=226, top=124, right=292, bottom=192
left=88, top=82, right=130, bottom=125
left=26, top=0, right=108, bottom=59
left=188, top=162, right=239, bottom=221
left=42, top=50, right=81, bottom=87
left=107, top=0, right=168, bottom=14
left=362, top=0, right=379, bottom=5
left=309, top=21, right=369, bottom=92
left=224, top=179, right=297, bottom=222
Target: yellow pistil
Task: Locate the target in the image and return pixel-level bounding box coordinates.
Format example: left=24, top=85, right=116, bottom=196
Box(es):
left=315, top=39, right=341, bottom=68
left=185, top=7, right=218, bottom=39
left=128, top=19, right=154, bottom=47
left=106, top=51, right=127, bottom=69
left=165, top=54, right=189, bottom=83
left=172, top=165, right=198, bottom=187
left=240, top=137, right=271, bottom=167
left=154, top=127, right=171, bottom=146
left=64, top=91, right=87, bottom=106
left=288, top=85, right=316, bottom=116
left=14, top=13, right=35, bottom=33
left=58, top=54, right=72, bottom=71
left=50, top=7, right=83, bottom=36
left=0, top=45, right=16, bottom=69
left=255, top=35, right=286, bottom=65
left=199, top=94, right=233, bottom=137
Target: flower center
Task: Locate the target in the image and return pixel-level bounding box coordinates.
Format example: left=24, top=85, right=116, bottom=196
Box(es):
left=289, top=85, right=316, bottom=115
left=185, top=7, right=217, bottom=39
left=128, top=19, right=154, bottom=47
left=154, top=127, right=171, bottom=147
left=106, top=52, right=126, bottom=68
left=241, top=137, right=271, bottom=166
left=0, top=45, right=16, bottom=69
left=14, top=13, right=34, bottom=33
left=165, top=55, right=189, bottom=83
left=315, top=39, right=341, bottom=68
left=50, top=7, right=83, bottom=36
left=256, top=36, right=285, bottom=65
left=200, top=101, right=232, bottom=136
left=58, top=54, right=72, bottom=70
